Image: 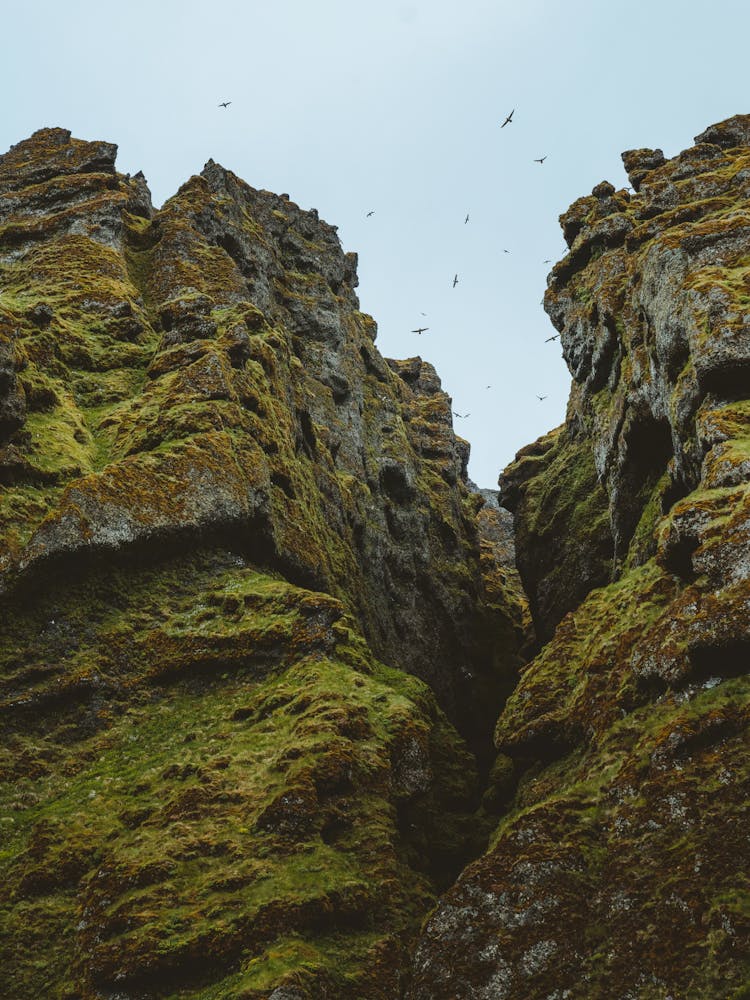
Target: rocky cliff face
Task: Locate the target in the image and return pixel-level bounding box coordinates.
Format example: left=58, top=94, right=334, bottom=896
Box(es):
left=410, top=116, right=750, bottom=999
left=0, top=129, right=528, bottom=745
left=0, top=128, right=529, bottom=998
left=3, top=117, right=749, bottom=1000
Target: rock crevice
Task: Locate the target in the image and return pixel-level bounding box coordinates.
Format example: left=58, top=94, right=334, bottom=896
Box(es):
left=4, top=117, right=749, bottom=1000
left=0, top=127, right=529, bottom=999
left=411, top=115, right=750, bottom=1000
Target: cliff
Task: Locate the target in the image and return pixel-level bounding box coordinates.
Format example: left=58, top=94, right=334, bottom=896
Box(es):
left=0, top=128, right=529, bottom=998
left=409, top=117, right=750, bottom=999
left=2, top=117, right=749, bottom=1000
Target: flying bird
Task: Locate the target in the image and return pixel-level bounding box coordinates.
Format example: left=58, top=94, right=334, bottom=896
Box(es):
left=543, top=258, right=552, bottom=263
left=411, top=327, right=429, bottom=335
left=453, top=411, right=470, bottom=418
left=366, top=211, right=375, bottom=217
left=537, top=395, right=548, bottom=401
left=420, top=312, right=427, bottom=316
left=486, top=385, right=492, bottom=389
left=503, top=249, right=511, bottom=254
left=545, top=334, right=560, bottom=342
left=218, top=101, right=232, bottom=108
left=500, top=109, right=514, bottom=128
left=465, top=213, right=470, bottom=224
left=534, top=156, right=547, bottom=164
left=453, top=274, right=459, bottom=288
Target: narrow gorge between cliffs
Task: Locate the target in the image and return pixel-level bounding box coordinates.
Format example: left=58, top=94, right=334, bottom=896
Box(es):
left=1, top=118, right=749, bottom=999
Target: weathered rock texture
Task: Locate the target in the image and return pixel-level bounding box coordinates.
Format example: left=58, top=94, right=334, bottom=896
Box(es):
left=410, top=116, right=750, bottom=999
left=6, top=116, right=750, bottom=1000
left=0, top=129, right=530, bottom=998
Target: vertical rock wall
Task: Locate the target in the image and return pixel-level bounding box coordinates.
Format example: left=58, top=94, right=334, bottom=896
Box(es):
left=409, top=116, right=750, bottom=1000
left=0, top=129, right=530, bottom=998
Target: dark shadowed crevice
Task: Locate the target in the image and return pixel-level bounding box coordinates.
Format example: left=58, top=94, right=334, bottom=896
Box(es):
left=698, top=360, right=750, bottom=399
left=587, top=315, right=619, bottom=393
left=379, top=463, right=415, bottom=505
left=295, top=407, right=317, bottom=458
left=687, top=640, right=750, bottom=681
left=663, top=329, right=691, bottom=383
left=660, top=530, right=700, bottom=582
left=615, top=415, right=674, bottom=551
left=661, top=470, right=693, bottom=513
left=270, top=470, right=296, bottom=498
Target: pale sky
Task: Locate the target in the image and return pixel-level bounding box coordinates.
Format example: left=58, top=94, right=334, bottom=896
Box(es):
left=3, top=0, right=749, bottom=486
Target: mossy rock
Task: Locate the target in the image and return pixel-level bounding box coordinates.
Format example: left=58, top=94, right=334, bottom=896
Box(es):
left=0, top=127, right=530, bottom=997
left=0, top=551, right=487, bottom=998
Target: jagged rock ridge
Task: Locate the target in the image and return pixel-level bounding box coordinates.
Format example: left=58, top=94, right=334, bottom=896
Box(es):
left=4, top=115, right=750, bottom=1000
left=410, top=116, right=750, bottom=999
left=0, top=128, right=530, bottom=998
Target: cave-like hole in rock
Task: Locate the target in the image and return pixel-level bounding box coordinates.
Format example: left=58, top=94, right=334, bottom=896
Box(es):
left=296, top=409, right=317, bottom=458
left=270, top=471, right=296, bottom=498
left=320, top=815, right=352, bottom=845
left=662, top=530, right=699, bottom=581
left=688, top=640, right=750, bottom=682
left=379, top=463, right=415, bottom=505
left=216, top=231, right=243, bottom=261
left=618, top=415, right=674, bottom=550
left=699, top=360, right=750, bottom=400
left=663, top=328, right=690, bottom=382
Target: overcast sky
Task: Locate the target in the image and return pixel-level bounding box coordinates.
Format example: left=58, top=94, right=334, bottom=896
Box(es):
left=3, top=0, right=749, bottom=486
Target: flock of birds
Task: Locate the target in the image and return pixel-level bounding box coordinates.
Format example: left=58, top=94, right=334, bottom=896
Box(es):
left=217, top=101, right=557, bottom=411
left=400, top=107, right=554, bottom=409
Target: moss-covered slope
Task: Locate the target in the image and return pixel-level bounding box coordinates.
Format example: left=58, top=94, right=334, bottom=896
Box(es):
left=499, top=411, right=613, bottom=646
left=2, top=551, right=488, bottom=999
left=0, top=129, right=530, bottom=998
left=409, top=116, right=750, bottom=999
left=0, top=128, right=530, bottom=744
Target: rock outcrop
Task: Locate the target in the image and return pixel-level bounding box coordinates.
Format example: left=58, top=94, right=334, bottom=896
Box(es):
left=0, top=129, right=529, bottom=998
left=4, top=116, right=750, bottom=1000
left=409, top=116, right=750, bottom=999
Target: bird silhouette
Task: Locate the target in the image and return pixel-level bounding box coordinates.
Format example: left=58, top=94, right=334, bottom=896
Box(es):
left=500, top=109, right=514, bottom=128
left=503, top=249, right=511, bottom=254
left=537, top=395, right=548, bottom=401
left=534, top=156, right=547, bottom=164
left=543, top=258, right=551, bottom=263
left=218, top=101, right=232, bottom=108
left=453, top=411, right=470, bottom=418
left=412, top=327, right=429, bottom=335
left=452, top=274, right=459, bottom=288
left=545, top=334, right=560, bottom=342
left=366, top=211, right=375, bottom=217
left=465, top=213, right=470, bottom=224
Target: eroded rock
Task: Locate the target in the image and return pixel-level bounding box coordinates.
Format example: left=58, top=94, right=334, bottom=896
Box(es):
left=411, top=114, right=750, bottom=1000
left=0, top=127, right=529, bottom=999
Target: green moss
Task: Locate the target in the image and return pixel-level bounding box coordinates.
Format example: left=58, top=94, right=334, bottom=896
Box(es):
left=494, top=559, right=679, bottom=753
left=502, top=425, right=613, bottom=641
left=0, top=131, right=530, bottom=997
left=23, top=402, right=92, bottom=478
left=0, top=551, right=482, bottom=998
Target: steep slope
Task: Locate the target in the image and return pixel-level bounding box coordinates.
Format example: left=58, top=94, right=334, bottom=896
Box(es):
left=0, top=129, right=530, bottom=998
left=409, top=116, right=750, bottom=999
left=0, top=129, right=528, bottom=744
